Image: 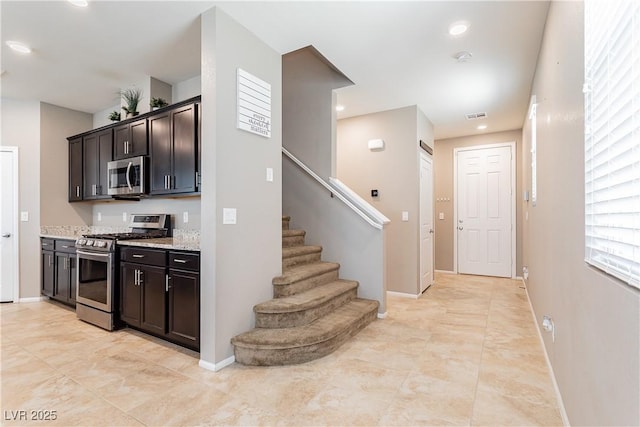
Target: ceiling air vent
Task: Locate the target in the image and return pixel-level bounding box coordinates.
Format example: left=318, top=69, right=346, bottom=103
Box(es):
left=465, top=112, right=487, bottom=120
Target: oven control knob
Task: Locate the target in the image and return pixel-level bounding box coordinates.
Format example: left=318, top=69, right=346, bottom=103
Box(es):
left=95, top=241, right=106, bottom=248
left=77, top=239, right=86, bottom=245
left=86, top=240, right=94, bottom=246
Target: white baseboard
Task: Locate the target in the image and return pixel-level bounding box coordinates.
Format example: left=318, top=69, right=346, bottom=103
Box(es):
left=435, top=269, right=455, bottom=274
left=387, top=290, right=418, bottom=299
left=522, top=279, right=571, bottom=426
left=199, top=355, right=235, bottom=372
left=377, top=311, right=388, bottom=319
left=18, top=296, right=47, bottom=303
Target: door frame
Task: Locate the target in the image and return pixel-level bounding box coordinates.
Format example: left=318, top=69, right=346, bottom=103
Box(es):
left=453, top=142, right=516, bottom=278
left=419, top=150, right=434, bottom=293
left=1, top=146, right=20, bottom=302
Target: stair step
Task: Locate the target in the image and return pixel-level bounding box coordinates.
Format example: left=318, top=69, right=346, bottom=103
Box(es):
left=282, top=216, right=291, bottom=230
left=232, top=299, right=379, bottom=366
left=255, top=279, right=358, bottom=328
left=282, top=245, right=322, bottom=268
left=282, top=229, right=305, bottom=247
left=273, top=262, right=340, bottom=297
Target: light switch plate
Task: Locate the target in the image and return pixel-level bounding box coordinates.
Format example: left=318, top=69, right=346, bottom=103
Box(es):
left=402, top=211, right=409, bottom=221
left=439, top=212, right=444, bottom=220
left=20, top=211, right=29, bottom=222
left=183, top=211, right=189, bottom=223
left=122, top=212, right=127, bottom=222
left=97, top=212, right=102, bottom=222
left=223, top=208, right=237, bottom=225
left=266, top=168, right=274, bottom=182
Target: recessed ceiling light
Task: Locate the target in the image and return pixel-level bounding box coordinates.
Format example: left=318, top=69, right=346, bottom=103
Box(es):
left=68, top=0, right=88, bottom=6
left=453, top=51, right=473, bottom=63
left=477, top=124, right=488, bottom=130
left=449, top=22, right=469, bottom=36
left=336, top=105, right=345, bottom=112
left=6, top=41, right=31, bottom=54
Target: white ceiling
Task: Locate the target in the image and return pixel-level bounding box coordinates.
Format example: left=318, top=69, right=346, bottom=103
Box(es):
left=1, top=1, right=549, bottom=139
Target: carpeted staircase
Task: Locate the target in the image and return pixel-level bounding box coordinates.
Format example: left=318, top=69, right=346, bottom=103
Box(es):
left=231, top=216, right=379, bottom=365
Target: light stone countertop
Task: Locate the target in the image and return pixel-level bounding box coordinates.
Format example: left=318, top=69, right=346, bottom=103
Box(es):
left=117, top=237, right=200, bottom=252
left=40, top=226, right=200, bottom=252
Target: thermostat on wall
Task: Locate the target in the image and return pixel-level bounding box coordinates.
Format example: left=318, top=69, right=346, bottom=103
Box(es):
left=367, top=139, right=385, bottom=151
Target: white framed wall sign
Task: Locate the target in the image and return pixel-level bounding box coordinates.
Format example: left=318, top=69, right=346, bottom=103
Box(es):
left=237, top=68, right=271, bottom=138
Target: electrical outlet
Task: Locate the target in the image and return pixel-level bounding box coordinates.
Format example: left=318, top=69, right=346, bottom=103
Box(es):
left=183, top=211, right=189, bottom=224
left=542, top=315, right=555, bottom=342
left=122, top=212, right=127, bottom=222
left=266, top=168, right=274, bottom=182
left=97, top=212, right=102, bottom=222
left=402, top=211, right=409, bottom=221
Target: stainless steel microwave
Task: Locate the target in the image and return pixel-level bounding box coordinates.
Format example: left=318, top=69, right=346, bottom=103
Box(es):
left=107, top=156, right=147, bottom=196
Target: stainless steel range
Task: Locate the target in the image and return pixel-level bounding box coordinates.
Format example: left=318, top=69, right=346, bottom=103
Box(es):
left=75, top=214, right=169, bottom=330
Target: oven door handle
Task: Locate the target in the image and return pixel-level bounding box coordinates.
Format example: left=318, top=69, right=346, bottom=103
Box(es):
left=77, top=250, right=111, bottom=258
left=126, top=161, right=133, bottom=190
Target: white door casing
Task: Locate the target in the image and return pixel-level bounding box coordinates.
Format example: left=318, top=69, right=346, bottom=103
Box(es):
left=454, top=143, right=515, bottom=278
left=1, top=147, right=19, bottom=302
left=419, top=152, right=434, bottom=293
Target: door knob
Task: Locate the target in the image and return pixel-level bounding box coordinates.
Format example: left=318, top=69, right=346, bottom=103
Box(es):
left=1, top=233, right=10, bottom=238
left=429, top=229, right=434, bottom=234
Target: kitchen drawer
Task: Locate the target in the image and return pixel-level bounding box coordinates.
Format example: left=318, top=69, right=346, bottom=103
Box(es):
left=169, top=251, right=199, bottom=271
left=54, top=239, right=76, bottom=253
left=41, top=238, right=54, bottom=250
left=121, top=247, right=166, bottom=267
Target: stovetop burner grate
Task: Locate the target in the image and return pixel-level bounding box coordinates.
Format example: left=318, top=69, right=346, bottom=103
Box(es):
left=82, top=230, right=167, bottom=241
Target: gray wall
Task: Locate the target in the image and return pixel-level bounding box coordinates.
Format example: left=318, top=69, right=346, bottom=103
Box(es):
left=433, top=129, right=523, bottom=275
left=337, top=106, right=434, bottom=295
left=40, top=103, right=93, bottom=226
left=283, top=47, right=352, bottom=180
left=90, top=197, right=201, bottom=231
left=1, top=99, right=93, bottom=299
left=201, top=7, right=282, bottom=367
left=523, top=2, right=639, bottom=425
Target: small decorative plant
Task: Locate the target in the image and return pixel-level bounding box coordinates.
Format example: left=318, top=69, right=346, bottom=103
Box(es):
left=120, top=88, right=143, bottom=118
left=150, top=97, right=168, bottom=110
left=108, top=110, right=121, bottom=122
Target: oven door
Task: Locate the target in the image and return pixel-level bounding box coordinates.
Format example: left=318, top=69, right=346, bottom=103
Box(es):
left=107, top=157, right=145, bottom=196
left=76, top=250, right=114, bottom=312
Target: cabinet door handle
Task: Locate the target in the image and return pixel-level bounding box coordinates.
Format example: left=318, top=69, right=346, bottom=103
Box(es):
left=138, top=270, right=144, bottom=286
left=63, top=257, right=67, bottom=270
left=132, top=254, right=145, bottom=259
left=92, top=184, right=97, bottom=196
left=166, top=275, right=171, bottom=292
left=48, top=254, right=52, bottom=267
left=173, top=259, right=187, bottom=264
left=134, top=269, right=139, bottom=286
left=76, top=185, right=80, bottom=198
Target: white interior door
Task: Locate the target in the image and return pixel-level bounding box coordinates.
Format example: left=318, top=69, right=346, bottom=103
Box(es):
left=420, top=153, right=434, bottom=293
left=1, top=148, right=19, bottom=302
left=456, top=145, right=512, bottom=278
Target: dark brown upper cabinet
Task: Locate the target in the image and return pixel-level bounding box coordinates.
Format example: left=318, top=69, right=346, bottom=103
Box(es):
left=149, top=103, right=197, bottom=195
left=114, top=118, right=147, bottom=160
left=83, top=128, right=112, bottom=200
left=68, top=137, right=83, bottom=202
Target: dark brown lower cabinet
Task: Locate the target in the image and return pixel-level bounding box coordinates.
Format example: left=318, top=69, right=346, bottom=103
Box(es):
left=119, top=247, right=200, bottom=351
left=120, top=261, right=166, bottom=337
left=40, top=238, right=76, bottom=306
left=167, top=268, right=200, bottom=350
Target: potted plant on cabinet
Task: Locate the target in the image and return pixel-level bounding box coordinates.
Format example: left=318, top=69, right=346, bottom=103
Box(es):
left=150, top=97, right=168, bottom=110
left=108, top=110, right=121, bottom=122
left=120, top=88, right=143, bottom=118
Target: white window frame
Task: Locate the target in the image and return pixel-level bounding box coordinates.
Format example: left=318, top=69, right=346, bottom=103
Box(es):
left=584, top=0, right=640, bottom=289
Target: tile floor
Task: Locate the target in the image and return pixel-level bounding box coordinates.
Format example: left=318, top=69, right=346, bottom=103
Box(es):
left=1, top=273, right=563, bottom=426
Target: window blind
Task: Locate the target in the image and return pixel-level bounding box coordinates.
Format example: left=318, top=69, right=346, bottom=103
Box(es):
left=584, top=0, right=640, bottom=288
